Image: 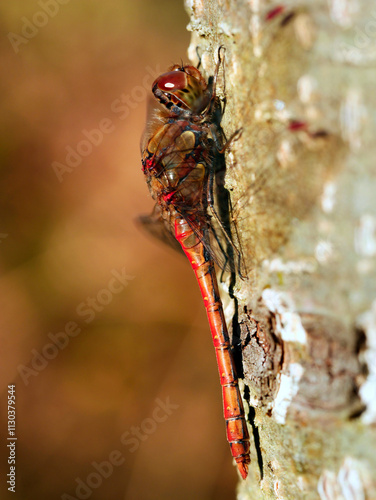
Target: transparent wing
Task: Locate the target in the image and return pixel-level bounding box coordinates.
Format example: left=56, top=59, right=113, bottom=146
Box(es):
left=141, top=116, right=244, bottom=274
left=137, top=206, right=184, bottom=256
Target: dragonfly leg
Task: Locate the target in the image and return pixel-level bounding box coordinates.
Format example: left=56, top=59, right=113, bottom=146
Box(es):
left=218, top=128, right=243, bottom=154
left=206, top=162, right=246, bottom=279
left=208, top=46, right=225, bottom=104
left=195, top=46, right=202, bottom=69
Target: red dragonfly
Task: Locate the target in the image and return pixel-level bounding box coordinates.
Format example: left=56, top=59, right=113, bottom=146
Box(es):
left=140, top=48, right=250, bottom=479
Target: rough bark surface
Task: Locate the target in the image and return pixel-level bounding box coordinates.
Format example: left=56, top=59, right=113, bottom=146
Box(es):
left=184, top=1, right=376, bottom=498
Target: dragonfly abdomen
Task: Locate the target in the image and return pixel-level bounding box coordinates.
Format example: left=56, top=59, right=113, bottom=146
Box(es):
left=174, top=217, right=250, bottom=479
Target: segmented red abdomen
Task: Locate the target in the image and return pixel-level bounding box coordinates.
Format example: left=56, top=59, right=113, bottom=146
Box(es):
left=174, top=218, right=250, bottom=479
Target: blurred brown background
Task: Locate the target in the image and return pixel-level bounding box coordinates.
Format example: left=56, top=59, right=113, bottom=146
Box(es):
left=0, top=1, right=237, bottom=499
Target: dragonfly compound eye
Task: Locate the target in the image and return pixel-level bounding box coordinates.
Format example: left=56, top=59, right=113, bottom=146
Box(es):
left=152, top=67, right=207, bottom=112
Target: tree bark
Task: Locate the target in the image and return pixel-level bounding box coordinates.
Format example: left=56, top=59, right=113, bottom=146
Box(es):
left=185, top=0, right=376, bottom=498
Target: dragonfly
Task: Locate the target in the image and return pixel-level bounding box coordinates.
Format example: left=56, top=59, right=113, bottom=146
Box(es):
left=140, top=47, right=250, bottom=479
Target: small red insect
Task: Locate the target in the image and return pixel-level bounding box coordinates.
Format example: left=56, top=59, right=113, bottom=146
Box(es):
left=140, top=48, right=250, bottom=479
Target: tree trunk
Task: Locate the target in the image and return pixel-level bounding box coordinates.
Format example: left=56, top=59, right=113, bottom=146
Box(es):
left=185, top=0, right=376, bottom=498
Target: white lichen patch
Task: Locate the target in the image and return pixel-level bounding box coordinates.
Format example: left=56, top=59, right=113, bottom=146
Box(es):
left=277, top=139, right=296, bottom=168
left=354, top=214, right=376, bottom=258
left=321, top=180, right=337, bottom=213
left=248, top=0, right=260, bottom=11
left=220, top=280, right=236, bottom=322
left=228, top=58, right=241, bottom=88
left=272, top=363, right=304, bottom=424
left=218, top=21, right=240, bottom=36
left=297, top=475, right=308, bottom=491
left=262, top=289, right=307, bottom=344
left=318, top=457, right=367, bottom=500
left=318, top=469, right=339, bottom=500
left=327, top=0, right=359, bottom=28
left=274, top=99, right=285, bottom=111
left=293, top=13, right=316, bottom=50
left=340, top=88, right=366, bottom=152
left=263, top=257, right=316, bottom=274
left=315, top=240, right=335, bottom=264
left=184, top=0, right=204, bottom=16
left=338, top=457, right=366, bottom=500
left=248, top=13, right=262, bottom=57
left=356, top=300, right=376, bottom=424
left=297, top=74, right=317, bottom=104
left=262, top=289, right=306, bottom=423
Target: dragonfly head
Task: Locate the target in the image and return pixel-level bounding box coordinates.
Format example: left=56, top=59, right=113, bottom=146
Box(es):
left=152, top=65, right=209, bottom=115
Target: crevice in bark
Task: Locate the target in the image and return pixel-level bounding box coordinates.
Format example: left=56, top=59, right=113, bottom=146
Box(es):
left=244, top=387, right=264, bottom=481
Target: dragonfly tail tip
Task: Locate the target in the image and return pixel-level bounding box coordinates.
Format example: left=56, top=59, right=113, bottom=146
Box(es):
left=236, top=460, right=249, bottom=480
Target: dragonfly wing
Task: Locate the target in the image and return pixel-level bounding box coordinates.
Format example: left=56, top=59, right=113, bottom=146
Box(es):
left=180, top=212, right=230, bottom=271
left=137, top=211, right=184, bottom=255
